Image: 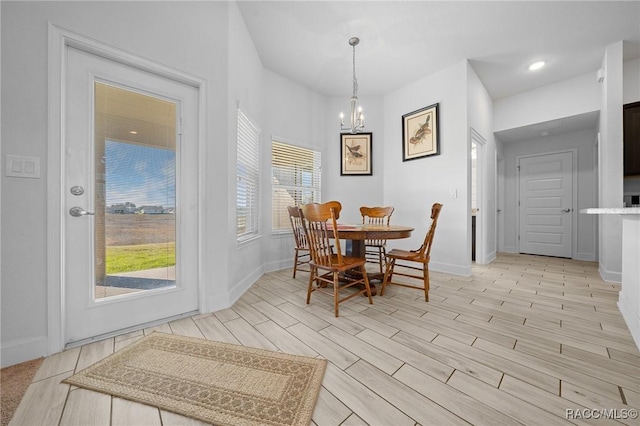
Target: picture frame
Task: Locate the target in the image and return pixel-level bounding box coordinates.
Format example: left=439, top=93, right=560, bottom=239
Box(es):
left=340, top=132, right=372, bottom=176
left=402, top=103, right=440, bottom=161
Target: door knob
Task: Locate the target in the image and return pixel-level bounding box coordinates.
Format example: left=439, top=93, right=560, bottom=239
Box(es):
left=69, top=206, right=95, bottom=217
left=562, top=208, right=572, bottom=213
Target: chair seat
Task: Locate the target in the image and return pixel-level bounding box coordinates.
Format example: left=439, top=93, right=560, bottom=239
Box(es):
left=311, top=255, right=366, bottom=272
left=386, top=249, right=425, bottom=262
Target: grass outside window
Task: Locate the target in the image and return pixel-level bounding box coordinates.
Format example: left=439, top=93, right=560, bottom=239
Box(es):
left=106, top=242, right=175, bottom=274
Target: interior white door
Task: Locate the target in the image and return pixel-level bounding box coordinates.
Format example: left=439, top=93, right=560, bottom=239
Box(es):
left=518, top=152, right=573, bottom=258
left=65, top=47, right=199, bottom=344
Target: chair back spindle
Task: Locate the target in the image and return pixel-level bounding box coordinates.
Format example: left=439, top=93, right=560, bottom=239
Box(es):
left=287, top=205, right=311, bottom=278
left=360, top=206, right=394, bottom=274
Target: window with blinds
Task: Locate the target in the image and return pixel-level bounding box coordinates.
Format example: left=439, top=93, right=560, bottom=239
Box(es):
left=272, top=140, right=322, bottom=232
left=236, top=109, right=260, bottom=241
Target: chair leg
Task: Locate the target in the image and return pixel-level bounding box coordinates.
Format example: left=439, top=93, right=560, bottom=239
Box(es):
left=293, top=248, right=299, bottom=278
left=380, top=258, right=395, bottom=296
left=423, top=263, right=429, bottom=302
left=333, top=271, right=340, bottom=317
left=377, top=247, right=384, bottom=275
left=306, top=267, right=315, bottom=304
left=362, top=265, right=373, bottom=304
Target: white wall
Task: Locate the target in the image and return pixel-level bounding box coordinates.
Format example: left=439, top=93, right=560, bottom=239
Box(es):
left=494, top=71, right=601, bottom=132
left=383, top=61, right=471, bottom=276
left=225, top=1, right=266, bottom=305
left=598, top=41, right=625, bottom=282
left=260, top=70, right=329, bottom=273
left=325, top=96, right=385, bottom=225
left=501, top=129, right=598, bottom=260
left=1, top=1, right=230, bottom=366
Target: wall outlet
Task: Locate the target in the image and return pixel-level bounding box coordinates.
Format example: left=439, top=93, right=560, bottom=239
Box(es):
left=449, top=189, right=457, bottom=199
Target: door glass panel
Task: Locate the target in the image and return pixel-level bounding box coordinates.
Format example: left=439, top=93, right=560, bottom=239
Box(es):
left=94, top=82, right=177, bottom=300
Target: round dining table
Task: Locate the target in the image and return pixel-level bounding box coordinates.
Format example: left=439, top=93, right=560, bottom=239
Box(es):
left=328, top=224, right=414, bottom=292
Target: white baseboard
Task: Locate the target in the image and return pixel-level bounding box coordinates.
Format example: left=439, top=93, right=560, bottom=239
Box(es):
left=229, top=265, right=264, bottom=306
left=430, top=261, right=472, bottom=277
left=618, top=294, right=640, bottom=351
left=485, top=250, right=497, bottom=264
left=1, top=336, right=48, bottom=368
left=263, top=258, right=293, bottom=273
left=599, top=263, right=622, bottom=283
left=575, top=252, right=596, bottom=262
left=503, top=246, right=517, bottom=253
left=206, top=265, right=264, bottom=313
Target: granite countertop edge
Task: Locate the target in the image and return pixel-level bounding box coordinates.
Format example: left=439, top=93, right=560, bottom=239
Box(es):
left=580, top=207, right=640, bottom=215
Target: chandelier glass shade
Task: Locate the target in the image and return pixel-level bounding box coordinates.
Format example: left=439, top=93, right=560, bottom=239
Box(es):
left=340, top=37, right=365, bottom=134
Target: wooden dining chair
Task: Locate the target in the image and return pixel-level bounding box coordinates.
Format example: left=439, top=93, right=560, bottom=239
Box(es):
left=360, top=206, right=394, bottom=274
left=380, top=203, right=443, bottom=302
left=287, top=206, right=310, bottom=278
left=301, top=201, right=372, bottom=317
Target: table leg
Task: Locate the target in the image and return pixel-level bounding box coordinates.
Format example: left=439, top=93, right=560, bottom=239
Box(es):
left=345, top=239, right=380, bottom=295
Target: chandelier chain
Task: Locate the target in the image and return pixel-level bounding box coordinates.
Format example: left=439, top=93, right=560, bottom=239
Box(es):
left=352, top=43, right=358, bottom=98
left=340, top=36, right=364, bottom=133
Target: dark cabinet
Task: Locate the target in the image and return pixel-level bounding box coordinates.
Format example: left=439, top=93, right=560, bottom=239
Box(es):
left=624, top=101, right=640, bottom=176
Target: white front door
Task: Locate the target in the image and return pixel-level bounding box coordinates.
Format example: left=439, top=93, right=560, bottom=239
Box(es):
left=518, top=151, right=573, bottom=258
left=64, top=47, right=199, bottom=344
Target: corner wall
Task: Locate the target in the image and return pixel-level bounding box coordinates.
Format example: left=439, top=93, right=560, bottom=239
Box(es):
left=260, top=70, right=329, bottom=273
left=224, top=1, right=266, bottom=306
left=383, top=61, right=471, bottom=276
left=467, top=62, right=498, bottom=263
left=598, top=41, right=624, bottom=282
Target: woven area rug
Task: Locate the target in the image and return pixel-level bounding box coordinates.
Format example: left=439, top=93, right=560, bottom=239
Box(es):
left=63, top=332, right=326, bottom=426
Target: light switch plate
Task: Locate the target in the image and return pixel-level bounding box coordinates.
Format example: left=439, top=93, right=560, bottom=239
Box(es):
left=6, top=155, right=41, bottom=179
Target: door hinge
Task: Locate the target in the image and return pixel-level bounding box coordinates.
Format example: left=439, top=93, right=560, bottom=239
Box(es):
left=178, top=118, right=183, bottom=136
left=517, top=165, right=521, bottom=171
left=518, top=235, right=520, bottom=240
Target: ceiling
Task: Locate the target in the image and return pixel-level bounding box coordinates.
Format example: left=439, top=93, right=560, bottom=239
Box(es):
left=494, top=111, right=600, bottom=143
left=237, top=1, right=640, bottom=101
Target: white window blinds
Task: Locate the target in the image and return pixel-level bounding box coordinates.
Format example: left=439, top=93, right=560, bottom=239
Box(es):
left=236, top=109, right=260, bottom=241
left=272, top=140, right=321, bottom=232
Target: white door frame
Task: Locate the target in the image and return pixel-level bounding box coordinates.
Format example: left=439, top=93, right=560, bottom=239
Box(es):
left=47, top=24, right=207, bottom=355
left=496, top=152, right=505, bottom=254
left=470, top=128, right=487, bottom=264
left=515, top=149, right=578, bottom=258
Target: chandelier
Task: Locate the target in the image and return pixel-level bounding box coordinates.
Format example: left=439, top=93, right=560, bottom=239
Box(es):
left=340, top=37, right=365, bottom=134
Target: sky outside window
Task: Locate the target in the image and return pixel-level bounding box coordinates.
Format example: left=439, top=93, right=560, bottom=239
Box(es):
left=105, top=140, right=176, bottom=207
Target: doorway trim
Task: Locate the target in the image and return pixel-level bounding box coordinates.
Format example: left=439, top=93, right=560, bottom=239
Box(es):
left=515, top=148, right=578, bottom=258
left=47, top=24, right=207, bottom=355
left=470, top=128, right=487, bottom=264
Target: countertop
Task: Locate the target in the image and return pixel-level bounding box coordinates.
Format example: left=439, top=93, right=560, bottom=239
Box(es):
left=580, top=207, right=640, bottom=215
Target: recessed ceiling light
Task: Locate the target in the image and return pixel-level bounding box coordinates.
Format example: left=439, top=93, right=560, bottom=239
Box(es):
left=528, top=61, right=546, bottom=71
left=129, top=130, right=138, bottom=135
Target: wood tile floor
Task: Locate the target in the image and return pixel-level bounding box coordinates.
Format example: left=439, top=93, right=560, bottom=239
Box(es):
left=10, top=253, right=640, bottom=425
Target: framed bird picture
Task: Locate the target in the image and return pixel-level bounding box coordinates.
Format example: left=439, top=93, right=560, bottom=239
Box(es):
left=341, top=132, right=372, bottom=176
left=402, top=103, right=440, bottom=161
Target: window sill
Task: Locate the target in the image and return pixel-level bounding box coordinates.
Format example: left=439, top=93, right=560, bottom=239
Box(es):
left=237, top=234, right=261, bottom=249
left=271, top=230, right=293, bottom=238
